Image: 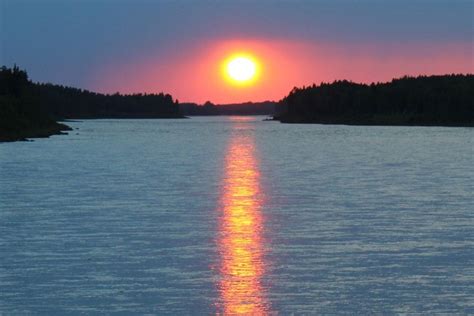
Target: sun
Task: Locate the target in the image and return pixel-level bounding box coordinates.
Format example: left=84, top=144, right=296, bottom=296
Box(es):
left=223, top=54, right=260, bottom=85
left=227, top=57, right=256, bottom=82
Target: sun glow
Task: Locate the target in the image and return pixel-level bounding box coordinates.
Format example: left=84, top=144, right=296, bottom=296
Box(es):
left=223, top=54, right=260, bottom=85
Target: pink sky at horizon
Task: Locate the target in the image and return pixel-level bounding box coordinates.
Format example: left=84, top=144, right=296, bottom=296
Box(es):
left=90, top=39, right=473, bottom=104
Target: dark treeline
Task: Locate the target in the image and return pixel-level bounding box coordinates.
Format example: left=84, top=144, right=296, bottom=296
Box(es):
left=275, top=74, right=473, bottom=126
left=180, top=101, right=276, bottom=116
left=0, top=65, right=183, bottom=141
left=0, top=65, right=71, bottom=141
left=34, top=85, right=181, bottom=119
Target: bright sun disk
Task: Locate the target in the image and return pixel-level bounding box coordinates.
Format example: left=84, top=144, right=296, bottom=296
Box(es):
left=226, top=56, right=257, bottom=82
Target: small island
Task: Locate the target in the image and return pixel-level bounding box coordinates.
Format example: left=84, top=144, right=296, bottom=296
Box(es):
left=0, top=65, right=184, bottom=142
left=274, top=74, right=473, bottom=127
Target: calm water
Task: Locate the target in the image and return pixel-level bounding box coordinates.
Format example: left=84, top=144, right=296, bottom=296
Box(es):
left=1, top=116, right=473, bottom=314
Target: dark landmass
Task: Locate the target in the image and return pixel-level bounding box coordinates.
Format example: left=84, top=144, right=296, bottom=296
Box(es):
left=0, top=120, right=71, bottom=142
left=3, top=66, right=472, bottom=143
left=274, top=74, right=473, bottom=126
left=1, top=65, right=183, bottom=142
left=35, top=84, right=183, bottom=120
left=180, top=101, right=276, bottom=116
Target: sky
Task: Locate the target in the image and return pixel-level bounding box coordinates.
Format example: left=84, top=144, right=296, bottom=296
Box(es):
left=1, top=0, right=473, bottom=104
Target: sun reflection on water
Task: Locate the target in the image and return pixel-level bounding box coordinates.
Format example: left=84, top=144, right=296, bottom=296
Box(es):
left=216, top=119, right=269, bottom=315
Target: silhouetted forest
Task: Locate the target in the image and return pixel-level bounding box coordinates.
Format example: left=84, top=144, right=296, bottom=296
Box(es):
left=0, top=65, right=183, bottom=141
left=0, top=66, right=72, bottom=141
left=2, top=66, right=472, bottom=142
left=34, top=85, right=181, bottom=120
left=180, top=101, right=276, bottom=116
left=275, top=75, right=473, bottom=126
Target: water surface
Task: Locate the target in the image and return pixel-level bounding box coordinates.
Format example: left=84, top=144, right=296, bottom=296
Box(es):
left=1, top=117, right=473, bottom=314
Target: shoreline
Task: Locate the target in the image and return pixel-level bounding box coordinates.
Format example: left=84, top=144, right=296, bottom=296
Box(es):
left=0, top=116, right=188, bottom=143
left=0, top=122, right=72, bottom=143
left=273, top=116, right=474, bottom=128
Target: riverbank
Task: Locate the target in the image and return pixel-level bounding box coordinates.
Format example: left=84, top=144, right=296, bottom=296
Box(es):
left=274, top=115, right=474, bottom=127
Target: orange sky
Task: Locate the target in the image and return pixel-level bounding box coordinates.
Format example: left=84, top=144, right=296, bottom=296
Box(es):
left=92, top=39, right=473, bottom=104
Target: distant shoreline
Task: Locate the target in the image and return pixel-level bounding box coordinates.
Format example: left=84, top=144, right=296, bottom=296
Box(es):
left=273, top=116, right=474, bottom=128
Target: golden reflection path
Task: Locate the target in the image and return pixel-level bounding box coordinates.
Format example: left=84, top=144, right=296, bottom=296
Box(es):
left=216, top=119, right=269, bottom=315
